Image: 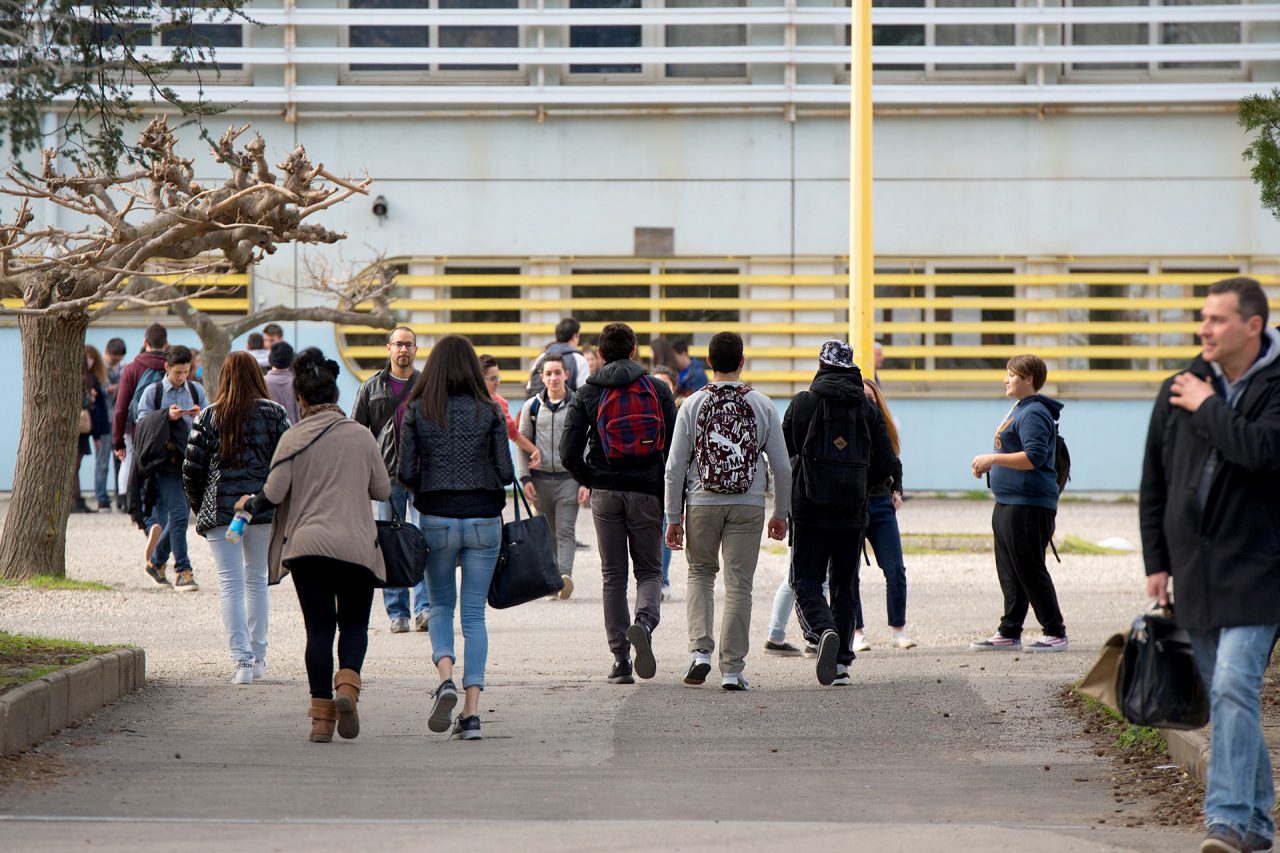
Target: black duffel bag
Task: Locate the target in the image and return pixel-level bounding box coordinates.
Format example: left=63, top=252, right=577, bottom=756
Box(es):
left=1118, top=604, right=1210, bottom=730
left=374, top=505, right=428, bottom=589
left=488, top=484, right=562, bottom=609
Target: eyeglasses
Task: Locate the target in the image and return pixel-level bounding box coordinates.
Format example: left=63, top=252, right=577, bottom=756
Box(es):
left=388, top=342, right=416, bottom=350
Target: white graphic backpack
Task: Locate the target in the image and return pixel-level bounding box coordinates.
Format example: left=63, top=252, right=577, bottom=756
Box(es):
left=693, top=384, right=760, bottom=494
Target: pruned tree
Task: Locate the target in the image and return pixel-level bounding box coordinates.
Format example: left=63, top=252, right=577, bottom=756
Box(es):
left=128, top=253, right=399, bottom=393
left=1240, top=88, right=1280, bottom=222
left=0, top=117, right=371, bottom=579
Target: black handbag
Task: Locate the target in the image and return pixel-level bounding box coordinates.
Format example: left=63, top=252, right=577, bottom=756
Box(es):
left=1118, top=604, right=1210, bottom=730
left=488, top=484, right=562, bottom=609
left=374, top=505, right=428, bottom=589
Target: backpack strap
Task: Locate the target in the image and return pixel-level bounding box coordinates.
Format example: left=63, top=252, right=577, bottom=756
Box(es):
left=151, top=378, right=164, bottom=411
left=527, top=395, right=541, bottom=442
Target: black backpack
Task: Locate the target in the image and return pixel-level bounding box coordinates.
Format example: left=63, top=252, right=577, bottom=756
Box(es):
left=1054, top=427, right=1071, bottom=495
left=797, top=395, right=870, bottom=507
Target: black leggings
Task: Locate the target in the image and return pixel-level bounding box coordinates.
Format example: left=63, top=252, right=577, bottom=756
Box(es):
left=289, top=557, right=376, bottom=699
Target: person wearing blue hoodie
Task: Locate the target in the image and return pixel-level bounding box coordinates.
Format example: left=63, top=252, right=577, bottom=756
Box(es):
left=969, top=354, right=1068, bottom=653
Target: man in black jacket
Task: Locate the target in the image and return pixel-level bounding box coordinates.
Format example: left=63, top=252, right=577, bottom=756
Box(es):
left=783, top=341, right=897, bottom=687
left=1140, top=276, right=1280, bottom=853
left=561, top=322, right=677, bottom=685
left=352, top=326, right=427, bottom=634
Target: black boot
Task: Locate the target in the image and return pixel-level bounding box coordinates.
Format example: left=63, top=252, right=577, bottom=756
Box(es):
left=69, top=496, right=92, bottom=514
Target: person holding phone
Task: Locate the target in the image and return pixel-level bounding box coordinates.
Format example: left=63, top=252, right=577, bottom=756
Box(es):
left=136, top=345, right=208, bottom=591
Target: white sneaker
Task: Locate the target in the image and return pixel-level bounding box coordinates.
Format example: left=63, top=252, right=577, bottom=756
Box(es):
left=661, top=583, right=672, bottom=602
left=252, top=659, right=267, bottom=680
left=831, top=664, right=852, bottom=687
left=232, top=664, right=253, bottom=685
left=852, top=632, right=871, bottom=652
left=721, top=672, right=750, bottom=691
left=891, top=632, right=917, bottom=650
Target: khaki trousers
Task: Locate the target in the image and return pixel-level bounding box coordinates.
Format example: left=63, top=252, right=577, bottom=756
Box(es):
left=685, top=503, right=766, bottom=674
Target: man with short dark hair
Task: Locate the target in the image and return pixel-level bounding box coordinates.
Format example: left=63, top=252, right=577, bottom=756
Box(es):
left=262, top=323, right=285, bottom=351
left=352, top=326, right=428, bottom=633
left=671, top=339, right=709, bottom=396
left=561, top=322, right=677, bottom=685
left=1140, top=276, right=1280, bottom=853
left=265, top=341, right=299, bottom=424
left=664, top=332, right=791, bottom=691
left=526, top=317, right=590, bottom=398
left=136, top=345, right=207, bottom=591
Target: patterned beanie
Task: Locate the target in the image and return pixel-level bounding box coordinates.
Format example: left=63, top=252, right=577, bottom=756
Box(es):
left=819, top=340, right=855, bottom=369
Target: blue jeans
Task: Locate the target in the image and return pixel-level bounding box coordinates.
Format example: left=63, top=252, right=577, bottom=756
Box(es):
left=855, top=494, right=908, bottom=629
left=1189, top=624, right=1280, bottom=841
left=379, top=486, right=428, bottom=619
left=662, top=542, right=672, bottom=586
left=92, top=437, right=112, bottom=505
left=768, top=576, right=828, bottom=644
left=205, top=524, right=270, bottom=665
left=150, top=472, right=191, bottom=571
left=421, top=515, right=502, bottom=690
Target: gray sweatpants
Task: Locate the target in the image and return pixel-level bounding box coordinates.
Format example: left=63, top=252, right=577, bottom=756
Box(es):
left=592, top=489, right=663, bottom=660
left=531, top=474, right=580, bottom=577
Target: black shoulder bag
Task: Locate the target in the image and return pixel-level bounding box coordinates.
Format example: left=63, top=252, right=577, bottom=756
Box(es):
left=1117, top=602, right=1210, bottom=730
left=488, top=483, right=561, bottom=608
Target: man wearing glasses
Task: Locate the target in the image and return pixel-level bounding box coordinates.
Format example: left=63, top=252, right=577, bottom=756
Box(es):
left=352, top=326, right=429, bottom=634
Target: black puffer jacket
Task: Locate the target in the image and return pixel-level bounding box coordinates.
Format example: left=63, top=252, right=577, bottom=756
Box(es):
left=183, top=399, right=292, bottom=535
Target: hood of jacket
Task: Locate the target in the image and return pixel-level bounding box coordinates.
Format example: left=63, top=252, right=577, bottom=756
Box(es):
left=1202, top=327, right=1280, bottom=402
left=587, top=358, right=647, bottom=388
left=133, top=350, right=169, bottom=372
left=1018, top=393, right=1064, bottom=419
left=809, top=365, right=866, bottom=404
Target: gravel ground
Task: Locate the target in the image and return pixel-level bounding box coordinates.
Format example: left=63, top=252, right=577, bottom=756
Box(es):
left=0, top=495, right=1152, bottom=682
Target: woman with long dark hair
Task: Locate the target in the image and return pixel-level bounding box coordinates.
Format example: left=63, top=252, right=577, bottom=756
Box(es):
left=650, top=336, right=681, bottom=373
left=400, top=335, right=514, bottom=741
left=184, top=351, right=291, bottom=685
left=78, top=345, right=112, bottom=512
left=236, top=348, right=391, bottom=742
left=852, top=379, right=914, bottom=651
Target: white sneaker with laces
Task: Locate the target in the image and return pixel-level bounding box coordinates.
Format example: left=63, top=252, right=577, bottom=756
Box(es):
left=852, top=632, right=871, bottom=652
left=1025, top=635, right=1069, bottom=652
left=252, top=659, right=267, bottom=680
left=891, top=632, right=917, bottom=650
left=232, top=664, right=253, bottom=685
left=721, top=672, right=750, bottom=691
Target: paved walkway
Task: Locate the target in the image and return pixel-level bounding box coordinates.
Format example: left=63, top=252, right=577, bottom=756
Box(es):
left=0, top=497, right=1196, bottom=851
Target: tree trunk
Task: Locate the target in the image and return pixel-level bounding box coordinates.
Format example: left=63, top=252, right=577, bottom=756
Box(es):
left=196, top=327, right=232, bottom=397
left=0, top=313, right=90, bottom=579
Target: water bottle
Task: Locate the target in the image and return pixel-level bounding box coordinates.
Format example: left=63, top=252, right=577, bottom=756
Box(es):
left=226, top=510, right=251, bottom=544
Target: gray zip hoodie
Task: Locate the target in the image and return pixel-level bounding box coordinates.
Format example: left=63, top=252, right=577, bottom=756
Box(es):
left=517, top=388, right=575, bottom=481
left=663, top=381, right=792, bottom=525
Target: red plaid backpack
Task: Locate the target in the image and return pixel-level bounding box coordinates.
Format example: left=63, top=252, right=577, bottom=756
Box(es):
left=596, top=376, right=666, bottom=460
left=693, top=384, right=759, bottom=494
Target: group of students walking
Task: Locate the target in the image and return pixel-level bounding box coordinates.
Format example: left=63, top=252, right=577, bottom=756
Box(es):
left=94, top=309, right=1075, bottom=744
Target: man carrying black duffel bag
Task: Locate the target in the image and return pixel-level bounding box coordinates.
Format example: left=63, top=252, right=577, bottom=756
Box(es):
left=1140, top=276, right=1280, bottom=853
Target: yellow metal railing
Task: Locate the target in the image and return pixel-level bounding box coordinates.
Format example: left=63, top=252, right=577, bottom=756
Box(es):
left=336, top=266, right=1280, bottom=392
left=1, top=274, right=252, bottom=313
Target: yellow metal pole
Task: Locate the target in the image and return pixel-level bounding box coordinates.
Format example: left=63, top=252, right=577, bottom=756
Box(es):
left=849, top=0, right=874, bottom=373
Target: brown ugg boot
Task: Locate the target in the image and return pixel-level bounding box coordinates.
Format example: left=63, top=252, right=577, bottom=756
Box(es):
left=334, top=669, right=361, bottom=740
left=308, top=698, right=337, bottom=743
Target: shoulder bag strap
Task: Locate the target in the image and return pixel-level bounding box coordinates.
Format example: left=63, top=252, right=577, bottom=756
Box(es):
left=269, top=420, right=344, bottom=473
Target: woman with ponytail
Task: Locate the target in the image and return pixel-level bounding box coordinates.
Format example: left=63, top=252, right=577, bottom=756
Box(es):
left=235, top=347, right=392, bottom=743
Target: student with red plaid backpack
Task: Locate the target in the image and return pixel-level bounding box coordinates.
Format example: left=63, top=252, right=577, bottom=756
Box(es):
left=561, top=323, right=678, bottom=685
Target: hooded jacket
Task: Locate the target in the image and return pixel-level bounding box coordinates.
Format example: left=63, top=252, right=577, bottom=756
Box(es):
left=1140, top=327, right=1280, bottom=631
left=183, top=399, right=292, bottom=535
left=559, top=358, right=678, bottom=499
left=517, top=387, right=575, bottom=482
left=782, top=365, right=897, bottom=529
left=112, top=350, right=169, bottom=449
left=989, top=394, right=1064, bottom=510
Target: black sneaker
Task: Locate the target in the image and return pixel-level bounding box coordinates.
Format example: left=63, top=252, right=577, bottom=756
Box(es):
left=607, top=659, right=635, bottom=684
left=144, top=561, right=170, bottom=586
left=1202, top=825, right=1247, bottom=853
left=428, top=679, right=458, bottom=733
left=451, top=714, right=481, bottom=741
left=683, top=651, right=712, bottom=686
left=1244, top=832, right=1275, bottom=853
left=763, top=640, right=802, bottom=657
left=815, top=629, right=840, bottom=686
left=626, top=623, right=656, bottom=680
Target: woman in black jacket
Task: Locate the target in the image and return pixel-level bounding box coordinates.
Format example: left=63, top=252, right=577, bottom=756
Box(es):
left=184, top=351, right=291, bottom=685
left=399, top=335, right=514, bottom=741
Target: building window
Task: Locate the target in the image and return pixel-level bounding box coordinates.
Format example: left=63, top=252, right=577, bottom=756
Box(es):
left=1067, top=0, right=1244, bottom=76
left=931, top=268, right=1016, bottom=372
left=848, top=0, right=1019, bottom=80
left=570, top=0, right=643, bottom=75
left=660, top=269, right=740, bottom=331
left=446, top=267, right=522, bottom=359
left=571, top=269, right=651, bottom=344
left=90, top=3, right=246, bottom=74
left=664, top=0, right=747, bottom=80
left=348, top=0, right=520, bottom=76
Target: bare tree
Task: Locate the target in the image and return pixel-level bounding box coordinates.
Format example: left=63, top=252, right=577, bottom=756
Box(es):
left=0, top=117, right=370, bottom=579
left=129, top=255, right=398, bottom=393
